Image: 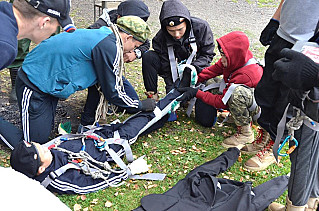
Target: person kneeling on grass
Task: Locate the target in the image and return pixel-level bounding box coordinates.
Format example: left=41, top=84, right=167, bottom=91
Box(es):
left=12, top=16, right=155, bottom=146
left=177, top=31, right=263, bottom=149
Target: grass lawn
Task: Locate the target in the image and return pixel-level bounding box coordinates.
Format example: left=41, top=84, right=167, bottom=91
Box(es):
left=59, top=60, right=290, bottom=211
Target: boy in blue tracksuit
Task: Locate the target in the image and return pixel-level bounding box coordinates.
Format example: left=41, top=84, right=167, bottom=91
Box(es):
left=15, top=16, right=155, bottom=144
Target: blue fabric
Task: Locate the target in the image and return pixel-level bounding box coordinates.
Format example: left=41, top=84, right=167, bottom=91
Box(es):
left=22, top=27, right=112, bottom=99
left=0, top=1, right=18, bottom=70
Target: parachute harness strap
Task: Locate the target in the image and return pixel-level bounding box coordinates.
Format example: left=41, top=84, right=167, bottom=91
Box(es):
left=54, top=145, right=126, bottom=187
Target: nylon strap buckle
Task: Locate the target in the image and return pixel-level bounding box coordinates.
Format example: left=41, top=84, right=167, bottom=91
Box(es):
left=49, top=171, right=58, bottom=180
left=189, top=36, right=196, bottom=43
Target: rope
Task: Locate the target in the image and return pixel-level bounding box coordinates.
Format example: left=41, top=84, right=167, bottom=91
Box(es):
left=286, top=108, right=313, bottom=140
left=54, top=146, right=126, bottom=187
left=94, top=23, right=126, bottom=125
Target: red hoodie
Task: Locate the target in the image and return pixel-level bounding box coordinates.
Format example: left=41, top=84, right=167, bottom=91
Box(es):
left=195, top=31, right=263, bottom=109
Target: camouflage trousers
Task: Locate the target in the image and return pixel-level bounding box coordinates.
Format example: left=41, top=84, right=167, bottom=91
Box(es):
left=228, top=85, right=259, bottom=126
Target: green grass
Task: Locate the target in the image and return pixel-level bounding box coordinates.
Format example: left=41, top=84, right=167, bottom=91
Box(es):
left=57, top=60, right=291, bottom=210
left=0, top=60, right=291, bottom=210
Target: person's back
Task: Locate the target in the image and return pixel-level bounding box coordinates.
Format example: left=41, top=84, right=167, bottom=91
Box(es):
left=21, top=27, right=114, bottom=99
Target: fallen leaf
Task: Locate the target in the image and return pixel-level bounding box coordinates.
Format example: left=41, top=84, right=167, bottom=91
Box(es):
left=91, top=198, right=98, bottom=205
left=73, top=204, right=81, bottom=211
left=148, top=184, right=158, bottom=189
left=105, top=201, right=112, bottom=208
left=81, top=195, right=86, bottom=201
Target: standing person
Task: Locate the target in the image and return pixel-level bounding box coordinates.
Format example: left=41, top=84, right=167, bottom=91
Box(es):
left=14, top=16, right=154, bottom=144
left=177, top=31, right=263, bottom=148
left=6, top=38, right=31, bottom=102
left=80, top=0, right=151, bottom=127
left=0, top=0, right=75, bottom=149
left=267, top=47, right=319, bottom=210
left=142, top=0, right=215, bottom=100
left=242, top=0, right=319, bottom=172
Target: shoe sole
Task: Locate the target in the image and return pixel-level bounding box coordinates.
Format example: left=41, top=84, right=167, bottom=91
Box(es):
left=240, top=150, right=258, bottom=155
left=243, top=160, right=276, bottom=171
left=221, top=142, right=245, bottom=149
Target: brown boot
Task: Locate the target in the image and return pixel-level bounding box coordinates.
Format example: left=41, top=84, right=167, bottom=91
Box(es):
left=145, top=91, right=159, bottom=101
left=244, top=139, right=276, bottom=171
left=306, top=198, right=319, bottom=210
left=268, top=202, right=285, bottom=211
left=222, top=124, right=254, bottom=149
left=241, top=127, right=270, bottom=155
left=269, top=196, right=308, bottom=211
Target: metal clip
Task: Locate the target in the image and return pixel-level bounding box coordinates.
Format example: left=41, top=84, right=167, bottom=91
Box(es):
left=277, top=135, right=299, bottom=157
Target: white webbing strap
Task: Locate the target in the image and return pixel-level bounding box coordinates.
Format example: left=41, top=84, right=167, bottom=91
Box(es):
left=221, top=57, right=258, bottom=104
left=102, top=142, right=131, bottom=174
left=129, top=173, right=166, bottom=181
left=106, top=130, right=134, bottom=162
left=219, top=79, right=227, bottom=93
left=203, top=82, right=221, bottom=92
left=168, top=44, right=179, bottom=82
left=222, top=83, right=241, bottom=105
left=248, top=98, right=261, bottom=121
left=168, top=28, right=197, bottom=82
left=41, top=163, right=81, bottom=188
left=186, top=29, right=197, bottom=65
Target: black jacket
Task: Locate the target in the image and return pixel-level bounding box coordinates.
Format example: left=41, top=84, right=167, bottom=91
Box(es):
left=88, top=7, right=150, bottom=55
left=135, top=148, right=289, bottom=211
left=153, top=0, right=215, bottom=77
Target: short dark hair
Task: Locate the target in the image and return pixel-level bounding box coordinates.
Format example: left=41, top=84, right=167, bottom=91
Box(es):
left=13, top=0, right=46, bottom=20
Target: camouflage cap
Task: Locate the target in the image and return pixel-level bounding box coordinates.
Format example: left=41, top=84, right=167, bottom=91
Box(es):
left=116, top=16, right=151, bottom=43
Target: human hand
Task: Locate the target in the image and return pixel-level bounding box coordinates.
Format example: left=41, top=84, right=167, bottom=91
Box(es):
left=141, top=98, right=156, bottom=112
left=124, top=51, right=137, bottom=63
left=259, top=19, right=279, bottom=46
left=273, top=48, right=319, bottom=90
left=288, top=89, right=309, bottom=110
left=176, top=87, right=198, bottom=102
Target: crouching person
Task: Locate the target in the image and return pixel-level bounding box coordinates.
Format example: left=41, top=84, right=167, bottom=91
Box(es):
left=15, top=16, right=155, bottom=144
left=178, top=31, right=263, bottom=149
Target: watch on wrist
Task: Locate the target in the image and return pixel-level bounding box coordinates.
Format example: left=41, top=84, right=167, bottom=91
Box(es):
left=134, top=49, right=142, bottom=59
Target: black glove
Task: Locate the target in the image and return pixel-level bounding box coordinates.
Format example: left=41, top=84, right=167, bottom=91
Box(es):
left=259, top=19, right=279, bottom=46
left=179, top=67, right=192, bottom=88
left=273, top=48, right=319, bottom=90
left=141, top=98, right=156, bottom=112
left=177, top=87, right=198, bottom=102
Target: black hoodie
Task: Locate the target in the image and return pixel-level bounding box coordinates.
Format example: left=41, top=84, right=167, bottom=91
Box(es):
left=88, top=0, right=150, bottom=55
left=152, top=0, right=215, bottom=76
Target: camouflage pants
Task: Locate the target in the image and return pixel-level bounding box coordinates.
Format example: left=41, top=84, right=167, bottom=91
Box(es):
left=228, top=85, right=259, bottom=126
